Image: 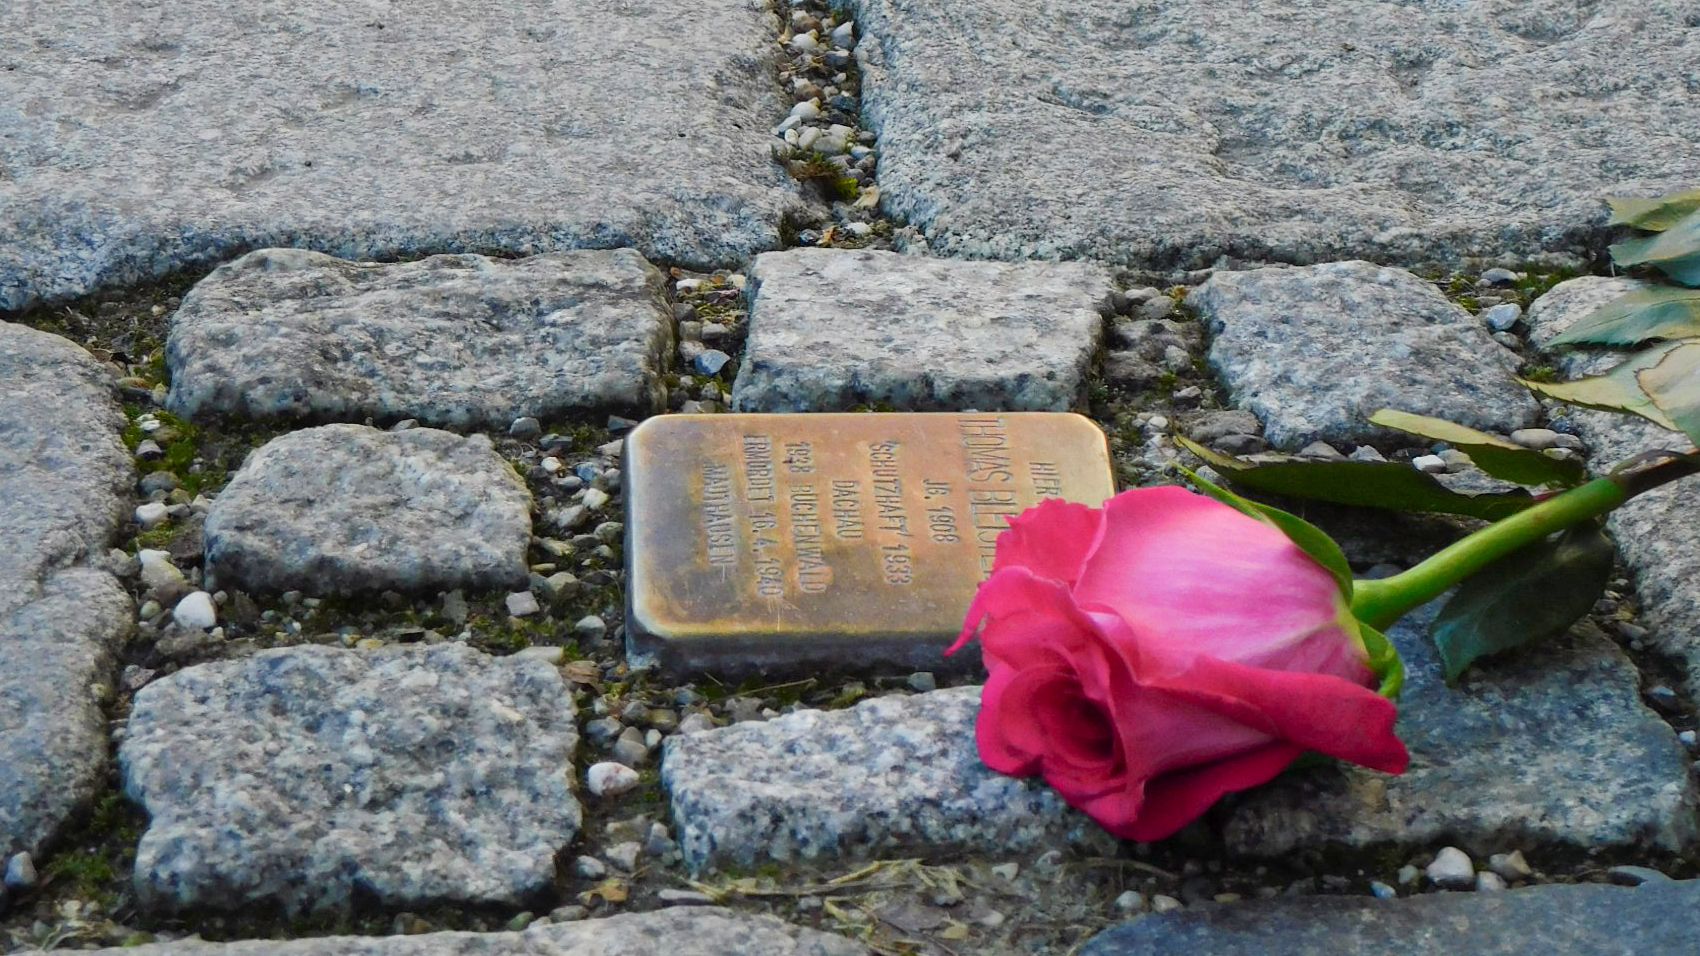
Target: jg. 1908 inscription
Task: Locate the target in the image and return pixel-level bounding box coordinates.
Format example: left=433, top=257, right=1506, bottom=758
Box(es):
left=624, top=413, right=1116, bottom=675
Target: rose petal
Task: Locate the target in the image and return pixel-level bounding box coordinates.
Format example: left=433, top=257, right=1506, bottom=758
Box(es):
left=950, top=568, right=1108, bottom=678
left=974, top=666, right=1047, bottom=775
left=1113, top=742, right=1306, bottom=842
left=1082, top=625, right=1276, bottom=790
left=1073, top=487, right=1366, bottom=682
left=991, top=498, right=1106, bottom=587
left=990, top=666, right=1079, bottom=765
left=1141, top=650, right=1410, bottom=774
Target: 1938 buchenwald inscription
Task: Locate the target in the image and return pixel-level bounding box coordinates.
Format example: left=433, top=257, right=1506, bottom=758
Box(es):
left=624, top=413, right=1116, bottom=674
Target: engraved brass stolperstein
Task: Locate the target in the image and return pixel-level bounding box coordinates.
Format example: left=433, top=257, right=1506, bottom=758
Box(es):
left=624, top=413, right=1117, bottom=676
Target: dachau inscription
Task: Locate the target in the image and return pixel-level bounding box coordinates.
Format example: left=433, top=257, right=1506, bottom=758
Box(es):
left=624, top=413, right=1116, bottom=674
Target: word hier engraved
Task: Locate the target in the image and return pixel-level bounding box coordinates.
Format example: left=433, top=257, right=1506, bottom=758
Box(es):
left=624, top=413, right=1116, bottom=674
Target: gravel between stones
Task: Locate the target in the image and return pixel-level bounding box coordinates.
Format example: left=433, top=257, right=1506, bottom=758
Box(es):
left=205, top=424, right=533, bottom=596
left=663, top=686, right=1115, bottom=873
left=167, top=248, right=675, bottom=427
left=121, top=643, right=582, bottom=914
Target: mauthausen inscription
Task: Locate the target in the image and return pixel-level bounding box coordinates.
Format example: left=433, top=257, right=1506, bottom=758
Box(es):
left=625, top=413, right=1116, bottom=674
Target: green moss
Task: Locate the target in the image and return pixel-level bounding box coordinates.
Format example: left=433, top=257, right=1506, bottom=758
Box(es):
left=1522, top=365, right=1560, bottom=383
left=133, top=525, right=179, bottom=550
left=38, top=792, right=145, bottom=909
left=471, top=615, right=548, bottom=654
left=1511, top=267, right=1581, bottom=305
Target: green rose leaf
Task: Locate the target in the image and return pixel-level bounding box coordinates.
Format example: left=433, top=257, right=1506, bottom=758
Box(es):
left=1609, top=207, right=1700, bottom=286
left=1547, top=286, right=1700, bottom=348
left=1636, top=340, right=1700, bottom=449
left=1177, top=436, right=1533, bottom=521
left=1182, top=466, right=1353, bottom=597
left=1431, top=524, right=1615, bottom=683
left=1520, top=341, right=1684, bottom=432
left=1607, top=190, right=1700, bottom=232
left=1369, top=409, right=1585, bottom=488
left=1356, top=619, right=1405, bottom=700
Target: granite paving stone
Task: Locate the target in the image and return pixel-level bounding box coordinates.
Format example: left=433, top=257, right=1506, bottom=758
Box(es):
left=1081, top=879, right=1700, bottom=955
left=1194, top=261, right=1542, bottom=449
left=1526, top=277, right=1700, bottom=698
left=121, top=643, right=581, bottom=914
left=732, top=248, right=1111, bottom=412
left=0, top=321, right=132, bottom=861
left=662, top=686, right=1115, bottom=873
left=1223, top=604, right=1697, bottom=857
left=204, top=424, right=532, bottom=596
left=167, top=248, right=674, bottom=427
left=0, top=0, right=809, bottom=310
left=844, top=0, right=1700, bottom=270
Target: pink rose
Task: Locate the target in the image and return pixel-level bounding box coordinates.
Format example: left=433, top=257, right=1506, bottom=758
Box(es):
left=948, top=487, right=1408, bottom=841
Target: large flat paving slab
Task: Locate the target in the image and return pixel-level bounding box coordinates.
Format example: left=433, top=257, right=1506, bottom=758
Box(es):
left=662, top=686, right=1115, bottom=873
left=1081, top=880, right=1700, bottom=955
left=121, top=644, right=582, bottom=914
left=82, top=908, right=866, bottom=955
left=0, top=322, right=132, bottom=861
left=846, top=0, right=1700, bottom=269
left=0, top=0, right=809, bottom=311
left=732, top=249, right=1111, bottom=412
left=167, top=248, right=674, bottom=427
left=1223, top=605, right=1697, bottom=858
left=205, top=424, right=532, bottom=596
left=1194, top=261, right=1541, bottom=449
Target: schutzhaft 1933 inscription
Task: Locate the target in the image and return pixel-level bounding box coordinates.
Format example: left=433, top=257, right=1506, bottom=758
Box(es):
left=624, top=413, right=1116, bottom=675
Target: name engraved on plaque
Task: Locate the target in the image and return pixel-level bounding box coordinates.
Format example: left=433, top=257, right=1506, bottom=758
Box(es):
left=626, top=413, right=1116, bottom=674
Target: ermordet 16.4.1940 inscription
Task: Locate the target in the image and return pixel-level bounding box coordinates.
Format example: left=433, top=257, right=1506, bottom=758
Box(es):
left=624, top=413, right=1116, bottom=675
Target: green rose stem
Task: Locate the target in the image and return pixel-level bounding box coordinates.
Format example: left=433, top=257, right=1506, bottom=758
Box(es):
left=1350, top=452, right=1700, bottom=631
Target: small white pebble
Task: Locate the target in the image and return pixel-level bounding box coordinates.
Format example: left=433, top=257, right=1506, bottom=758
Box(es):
left=1509, top=428, right=1561, bottom=450
left=1482, top=302, right=1523, bottom=332
left=172, top=591, right=217, bottom=630
left=1113, top=890, right=1148, bottom=914
left=1412, top=454, right=1448, bottom=474
left=1151, top=895, right=1184, bottom=913
left=505, top=591, right=540, bottom=617
left=586, top=761, right=641, bottom=798
left=135, top=502, right=170, bottom=529
left=1426, top=846, right=1475, bottom=889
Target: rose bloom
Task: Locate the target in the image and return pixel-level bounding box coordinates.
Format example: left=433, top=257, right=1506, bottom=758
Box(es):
left=948, top=487, right=1408, bottom=841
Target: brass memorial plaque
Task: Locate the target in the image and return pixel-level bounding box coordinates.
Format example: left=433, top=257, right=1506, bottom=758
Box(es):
left=624, top=413, right=1116, bottom=675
